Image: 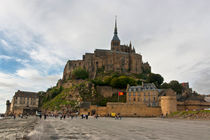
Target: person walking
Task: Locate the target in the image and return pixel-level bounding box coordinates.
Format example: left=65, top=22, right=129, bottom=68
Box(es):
left=44, top=114, right=47, bottom=120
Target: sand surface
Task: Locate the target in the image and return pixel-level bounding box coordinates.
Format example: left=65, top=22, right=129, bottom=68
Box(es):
left=1, top=117, right=210, bottom=140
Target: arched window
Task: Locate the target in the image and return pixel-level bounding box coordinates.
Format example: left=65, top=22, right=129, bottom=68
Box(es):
left=133, top=98, right=136, bottom=101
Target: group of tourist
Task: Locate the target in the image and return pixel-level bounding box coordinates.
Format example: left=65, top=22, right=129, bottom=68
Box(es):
left=81, top=114, right=89, bottom=119
left=115, top=113, right=122, bottom=120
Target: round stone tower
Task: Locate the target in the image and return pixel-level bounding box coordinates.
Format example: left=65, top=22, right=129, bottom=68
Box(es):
left=161, top=96, right=177, bottom=116
left=5, top=100, right=11, bottom=115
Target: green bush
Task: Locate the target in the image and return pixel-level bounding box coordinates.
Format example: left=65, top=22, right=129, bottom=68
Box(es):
left=110, top=76, right=136, bottom=89
left=103, top=76, right=112, bottom=85
left=72, top=68, right=89, bottom=80
left=91, top=79, right=105, bottom=86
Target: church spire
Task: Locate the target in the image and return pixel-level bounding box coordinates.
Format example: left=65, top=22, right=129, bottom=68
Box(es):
left=114, top=16, right=118, bottom=35
left=111, top=16, right=120, bottom=51
left=112, top=16, right=120, bottom=41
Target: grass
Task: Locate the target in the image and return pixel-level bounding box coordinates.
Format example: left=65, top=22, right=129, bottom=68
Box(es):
left=170, top=110, right=210, bottom=117
left=42, top=88, right=78, bottom=110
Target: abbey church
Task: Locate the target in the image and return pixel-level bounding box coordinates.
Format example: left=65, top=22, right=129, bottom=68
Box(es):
left=63, top=19, right=151, bottom=80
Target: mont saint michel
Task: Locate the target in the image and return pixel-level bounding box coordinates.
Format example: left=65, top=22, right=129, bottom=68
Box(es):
left=1, top=1, right=210, bottom=140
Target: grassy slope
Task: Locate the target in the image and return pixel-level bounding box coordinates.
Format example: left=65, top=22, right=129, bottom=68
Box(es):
left=169, top=110, right=210, bottom=119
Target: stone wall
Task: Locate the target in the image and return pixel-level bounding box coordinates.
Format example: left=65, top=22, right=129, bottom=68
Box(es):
left=106, top=102, right=161, bottom=117
left=79, top=96, right=210, bottom=117
left=177, top=100, right=210, bottom=111
left=13, top=107, right=23, bottom=115
left=79, top=103, right=161, bottom=117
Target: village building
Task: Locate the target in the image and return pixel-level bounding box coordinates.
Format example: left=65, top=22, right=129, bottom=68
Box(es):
left=5, top=90, right=39, bottom=116
left=126, top=83, right=160, bottom=106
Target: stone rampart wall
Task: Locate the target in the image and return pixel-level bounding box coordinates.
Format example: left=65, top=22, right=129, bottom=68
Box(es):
left=177, top=101, right=210, bottom=111
left=106, top=102, right=161, bottom=117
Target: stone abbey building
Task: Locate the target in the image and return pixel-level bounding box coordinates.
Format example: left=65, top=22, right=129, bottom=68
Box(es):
left=63, top=19, right=151, bottom=80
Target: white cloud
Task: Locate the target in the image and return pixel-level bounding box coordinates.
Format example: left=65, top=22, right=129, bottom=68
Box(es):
left=0, top=39, right=13, bottom=50
left=16, top=69, right=39, bottom=78
left=1, top=39, right=8, bottom=46
left=0, top=70, right=61, bottom=113
left=0, top=55, right=12, bottom=60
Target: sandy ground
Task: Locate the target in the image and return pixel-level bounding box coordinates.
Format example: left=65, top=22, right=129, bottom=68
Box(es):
left=28, top=117, right=210, bottom=140
left=1, top=117, right=210, bottom=140
left=0, top=116, right=38, bottom=140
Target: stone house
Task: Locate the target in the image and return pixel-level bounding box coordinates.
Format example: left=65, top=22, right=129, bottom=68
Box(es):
left=6, top=90, right=39, bottom=116
left=126, top=83, right=160, bottom=106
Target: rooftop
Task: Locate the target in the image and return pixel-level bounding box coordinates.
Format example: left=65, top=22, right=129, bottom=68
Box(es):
left=14, top=90, right=39, bottom=98
left=128, top=83, right=158, bottom=91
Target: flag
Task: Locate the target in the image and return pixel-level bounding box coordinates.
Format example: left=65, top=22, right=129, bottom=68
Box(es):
left=118, top=92, right=124, bottom=96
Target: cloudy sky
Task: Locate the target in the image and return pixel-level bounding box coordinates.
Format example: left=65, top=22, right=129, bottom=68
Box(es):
left=1, top=0, right=210, bottom=113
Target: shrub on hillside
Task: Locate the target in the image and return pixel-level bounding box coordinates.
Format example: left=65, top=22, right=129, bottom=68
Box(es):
left=72, top=68, right=89, bottom=80
left=110, top=76, right=136, bottom=89
left=103, top=76, right=112, bottom=85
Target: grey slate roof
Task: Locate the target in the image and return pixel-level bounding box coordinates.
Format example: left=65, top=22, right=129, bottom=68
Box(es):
left=128, top=83, right=158, bottom=92
left=14, top=90, right=39, bottom=98
left=112, top=34, right=120, bottom=41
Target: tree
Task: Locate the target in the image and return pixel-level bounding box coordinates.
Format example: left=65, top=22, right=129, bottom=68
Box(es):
left=72, top=68, right=89, bottom=80
left=169, top=80, right=183, bottom=95
left=147, top=73, right=164, bottom=88
left=135, top=73, right=148, bottom=80
left=160, top=82, right=170, bottom=89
